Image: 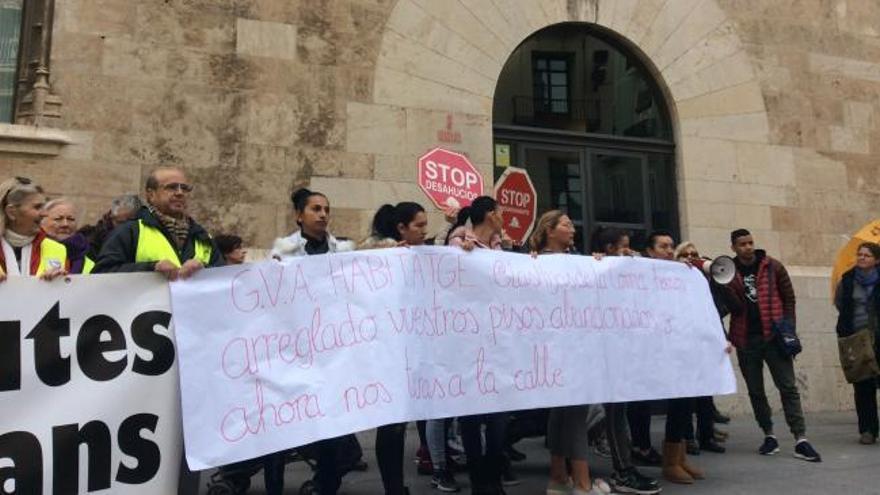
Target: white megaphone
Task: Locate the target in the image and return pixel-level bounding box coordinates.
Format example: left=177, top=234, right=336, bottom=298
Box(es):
left=693, top=256, right=736, bottom=285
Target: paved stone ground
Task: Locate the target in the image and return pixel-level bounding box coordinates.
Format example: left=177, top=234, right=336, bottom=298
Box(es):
left=199, top=411, right=880, bottom=494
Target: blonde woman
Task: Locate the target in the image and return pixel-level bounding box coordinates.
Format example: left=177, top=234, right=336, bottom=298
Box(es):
left=0, top=177, right=67, bottom=282
left=532, top=211, right=610, bottom=495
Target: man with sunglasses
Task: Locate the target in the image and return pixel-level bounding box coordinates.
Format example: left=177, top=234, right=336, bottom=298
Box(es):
left=94, top=166, right=222, bottom=279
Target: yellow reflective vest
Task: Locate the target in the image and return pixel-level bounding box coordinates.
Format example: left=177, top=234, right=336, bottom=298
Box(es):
left=134, top=220, right=213, bottom=267
left=0, top=236, right=68, bottom=277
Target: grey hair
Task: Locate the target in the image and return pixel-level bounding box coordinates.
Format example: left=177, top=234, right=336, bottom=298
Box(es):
left=674, top=241, right=697, bottom=260
left=43, top=197, right=77, bottom=215
left=110, top=194, right=142, bottom=215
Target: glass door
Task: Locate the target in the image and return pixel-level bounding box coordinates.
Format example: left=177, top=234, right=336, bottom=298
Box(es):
left=588, top=151, right=649, bottom=248
left=519, top=145, right=587, bottom=252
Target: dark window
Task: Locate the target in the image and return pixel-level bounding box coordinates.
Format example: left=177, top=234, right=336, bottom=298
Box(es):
left=533, top=53, right=571, bottom=115
left=0, top=0, right=22, bottom=122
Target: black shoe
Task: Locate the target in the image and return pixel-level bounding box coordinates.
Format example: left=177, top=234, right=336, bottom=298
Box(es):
left=352, top=459, right=369, bottom=472
left=700, top=438, right=726, bottom=453
left=610, top=467, right=661, bottom=494
left=505, top=445, right=527, bottom=462
left=794, top=439, right=822, bottom=462
left=430, top=470, right=461, bottom=492
left=758, top=435, right=780, bottom=455
left=713, top=410, right=731, bottom=424
left=686, top=439, right=701, bottom=456
left=500, top=467, right=520, bottom=487
left=631, top=447, right=663, bottom=466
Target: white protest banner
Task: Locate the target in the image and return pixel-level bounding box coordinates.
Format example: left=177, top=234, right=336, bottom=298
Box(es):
left=171, top=247, right=736, bottom=469
left=0, top=274, right=182, bottom=494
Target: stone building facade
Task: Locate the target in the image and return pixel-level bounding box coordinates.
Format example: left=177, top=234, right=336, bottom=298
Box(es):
left=3, top=0, right=880, bottom=414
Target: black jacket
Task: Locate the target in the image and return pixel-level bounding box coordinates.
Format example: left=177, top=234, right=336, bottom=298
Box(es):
left=92, top=207, right=223, bottom=273
left=836, top=268, right=880, bottom=337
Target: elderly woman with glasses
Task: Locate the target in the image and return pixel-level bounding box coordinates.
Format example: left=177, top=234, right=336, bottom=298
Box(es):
left=0, top=176, right=68, bottom=282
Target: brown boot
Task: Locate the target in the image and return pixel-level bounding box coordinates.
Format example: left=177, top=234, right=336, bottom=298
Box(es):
left=679, top=440, right=705, bottom=480
left=662, top=441, right=694, bottom=484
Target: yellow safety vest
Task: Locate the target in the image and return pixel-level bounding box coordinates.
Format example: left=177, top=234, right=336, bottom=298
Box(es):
left=134, top=220, right=213, bottom=268
left=38, top=239, right=68, bottom=276
left=82, top=256, right=95, bottom=274
left=0, top=237, right=68, bottom=277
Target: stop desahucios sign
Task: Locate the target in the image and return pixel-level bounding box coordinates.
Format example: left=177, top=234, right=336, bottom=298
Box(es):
left=494, top=167, right=537, bottom=245
left=417, top=147, right=484, bottom=209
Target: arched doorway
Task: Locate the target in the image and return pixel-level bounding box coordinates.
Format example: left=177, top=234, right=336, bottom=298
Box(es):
left=492, top=23, right=677, bottom=252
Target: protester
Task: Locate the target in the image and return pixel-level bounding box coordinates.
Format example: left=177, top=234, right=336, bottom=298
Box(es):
left=834, top=242, right=880, bottom=444
left=674, top=241, right=728, bottom=455
left=92, top=166, right=222, bottom=494
left=359, top=201, right=432, bottom=495
left=722, top=229, right=821, bottom=462
left=447, top=196, right=511, bottom=495
left=532, top=211, right=610, bottom=495
left=80, top=194, right=142, bottom=259
left=214, top=234, right=247, bottom=264
left=0, top=176, right=67, bottom=282
left=636, top=231, right=706, bottom=484
left=268, top=187, right=360, bottom=495
left=583, top=227, right=662, bottom=494
left=93, top=167, right=222, bottom=278
left=41, top=198, right=94, bottom=274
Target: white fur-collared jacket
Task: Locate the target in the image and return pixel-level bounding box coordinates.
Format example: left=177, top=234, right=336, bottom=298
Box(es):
left=270, top=230, right=356, bottom=259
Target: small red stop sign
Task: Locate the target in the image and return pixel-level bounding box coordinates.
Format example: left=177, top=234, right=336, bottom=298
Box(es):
left=494, top=167, right=537, bottom=245
left=417, top=147, right=484, bottom=209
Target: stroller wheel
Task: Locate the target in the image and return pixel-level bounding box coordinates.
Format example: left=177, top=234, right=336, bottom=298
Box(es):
left=298, top=480, right=317, bottom=495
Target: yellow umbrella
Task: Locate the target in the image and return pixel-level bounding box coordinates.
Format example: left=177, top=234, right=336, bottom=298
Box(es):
left=831, top=219, right=880, bottom=301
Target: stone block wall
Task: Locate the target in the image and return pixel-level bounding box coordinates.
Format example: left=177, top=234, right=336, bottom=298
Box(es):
left=1, top=0, right=879, bottom=413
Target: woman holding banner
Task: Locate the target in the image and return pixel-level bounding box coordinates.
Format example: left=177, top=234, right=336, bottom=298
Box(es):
left=0, top=176, right=67, bottom=282
left=259, top=188, right=361, bottom=495
left=446, top=196, right=511, bottom=495
left=531, top=211, right=610, bottom=495
left=590, top=227, right=662, bottom=495
left=359, top=201, right=438, bottom=495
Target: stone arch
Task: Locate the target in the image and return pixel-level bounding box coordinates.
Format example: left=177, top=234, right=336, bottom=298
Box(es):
left=359, top=0, right=771, bottom=255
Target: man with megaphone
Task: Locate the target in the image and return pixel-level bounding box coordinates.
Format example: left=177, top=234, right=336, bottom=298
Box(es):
left=721, top=229, right=822, bottom=463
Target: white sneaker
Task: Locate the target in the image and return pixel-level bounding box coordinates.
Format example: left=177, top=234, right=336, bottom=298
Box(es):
left=547, top=480, right=572, bottom=495
left=572, top=479, right=612, bottom=495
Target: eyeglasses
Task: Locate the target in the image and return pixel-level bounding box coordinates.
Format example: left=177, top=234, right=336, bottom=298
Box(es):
left=160, top=183, right=194, bottom=193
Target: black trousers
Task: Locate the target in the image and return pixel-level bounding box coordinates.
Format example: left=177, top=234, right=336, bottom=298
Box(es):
left=627, top=400, right=653, bottom=450
left=460, top=413, right=508, bottom=492
left=854, top=376, right=880, bottom=436
left=376, top=422, right=408, bottom=495
left=665, top=398, right=694, bottom=443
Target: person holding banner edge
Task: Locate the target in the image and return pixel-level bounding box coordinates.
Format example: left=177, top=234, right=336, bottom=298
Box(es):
left=722, top=229, right=821, bottom=462
left=531, top=210, right=611, bottom=495
left=93, top=166, right=222, bottom=279
left=0, top=176, right=68, bottom=282
left=92, top=166, right=223, bottom=494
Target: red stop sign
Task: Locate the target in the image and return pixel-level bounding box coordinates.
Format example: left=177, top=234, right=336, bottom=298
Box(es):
left=417, top=147, right=484, bottom=209
left=494, top=167, right=537, bottom=245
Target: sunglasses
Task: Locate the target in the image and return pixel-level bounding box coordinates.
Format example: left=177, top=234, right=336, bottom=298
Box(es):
left=159, top=182, right=194, bottom=193
left=15, top=176, right=32, bottom=185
